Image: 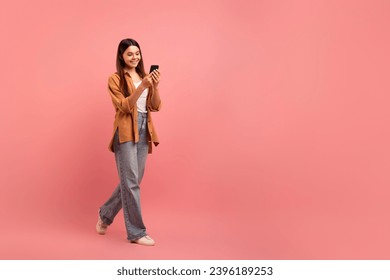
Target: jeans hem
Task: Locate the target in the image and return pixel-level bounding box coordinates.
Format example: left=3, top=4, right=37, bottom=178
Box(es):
left=99, top=208, right=114, bottom=225
left=128, top=232, right=147, bottom=241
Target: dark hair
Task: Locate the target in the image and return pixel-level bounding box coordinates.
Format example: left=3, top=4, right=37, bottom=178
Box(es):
left=116, top=38, right=147, bottom=97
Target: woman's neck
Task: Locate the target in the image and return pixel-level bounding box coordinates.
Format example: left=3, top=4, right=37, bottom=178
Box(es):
left=124, top=68, right=137, bottom=75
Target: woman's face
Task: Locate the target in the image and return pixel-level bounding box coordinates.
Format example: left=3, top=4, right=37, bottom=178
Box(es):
left=122, top=45, right=141, bottom=70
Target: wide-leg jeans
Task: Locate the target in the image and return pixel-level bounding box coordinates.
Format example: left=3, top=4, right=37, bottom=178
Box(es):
left=99, top=112, right=149, bottom=241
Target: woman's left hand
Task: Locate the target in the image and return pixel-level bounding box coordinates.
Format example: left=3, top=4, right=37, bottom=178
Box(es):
left=151, top=69, right=161, bottom=87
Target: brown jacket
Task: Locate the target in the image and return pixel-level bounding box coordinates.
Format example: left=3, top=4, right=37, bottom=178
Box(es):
left=107, top=72, right=161, bottom=153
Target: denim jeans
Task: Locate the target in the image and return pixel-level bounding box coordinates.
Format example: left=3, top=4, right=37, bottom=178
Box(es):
left=99, top=112, right=149, bottom=241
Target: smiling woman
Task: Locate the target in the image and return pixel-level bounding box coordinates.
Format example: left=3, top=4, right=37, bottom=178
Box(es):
left=2, top=0, right=390, bottom=260
left=123, top=47, right=142, bottom=75
left=96, top=38, right=162, bottom=246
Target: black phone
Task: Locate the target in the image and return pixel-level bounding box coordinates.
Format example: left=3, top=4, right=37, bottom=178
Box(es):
left=149, top=65, right=159, bottom=73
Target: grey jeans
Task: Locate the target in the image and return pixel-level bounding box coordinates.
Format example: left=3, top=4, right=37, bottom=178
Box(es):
left=99, top=112, right=149, bottom=241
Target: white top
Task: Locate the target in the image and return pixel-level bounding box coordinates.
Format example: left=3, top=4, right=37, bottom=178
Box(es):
left=134, top=80, right=149, bottom=113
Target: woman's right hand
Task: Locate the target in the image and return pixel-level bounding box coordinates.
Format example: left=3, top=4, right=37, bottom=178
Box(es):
left=141, top=74, right=154, bottom=89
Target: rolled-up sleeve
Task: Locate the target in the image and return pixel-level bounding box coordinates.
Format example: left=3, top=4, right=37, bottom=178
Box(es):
left=148, top=101, right=162, bottom=112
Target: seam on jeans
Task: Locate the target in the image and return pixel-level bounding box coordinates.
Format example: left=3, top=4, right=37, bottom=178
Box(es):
left=117, top=141, right=146, bottom=240
left=116, top=144, right=133, bottom=238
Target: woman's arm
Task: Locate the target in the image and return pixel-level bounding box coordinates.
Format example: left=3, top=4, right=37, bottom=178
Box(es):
left=148, top=69, right=162, bottom=111
left=108, top=74, right=150, bottom=113
left=149, top=86, right=162, bottom=111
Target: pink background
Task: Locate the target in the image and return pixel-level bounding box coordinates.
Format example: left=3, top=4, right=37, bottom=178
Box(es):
left=1, top=0, right=390, bottom=259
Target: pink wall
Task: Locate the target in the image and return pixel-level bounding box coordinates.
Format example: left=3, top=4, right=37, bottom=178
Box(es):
left=1, top=0, right=390, bottom=259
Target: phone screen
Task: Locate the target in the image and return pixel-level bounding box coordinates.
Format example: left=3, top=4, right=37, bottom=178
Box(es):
left=149, top=65, right=159, bottom=73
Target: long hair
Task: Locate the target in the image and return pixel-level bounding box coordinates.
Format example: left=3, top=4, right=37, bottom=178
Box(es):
left=116, top=38, right=147, bottom=97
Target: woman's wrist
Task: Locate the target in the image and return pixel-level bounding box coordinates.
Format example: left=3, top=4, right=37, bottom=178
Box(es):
left=138, top=84, right=147, bottom=91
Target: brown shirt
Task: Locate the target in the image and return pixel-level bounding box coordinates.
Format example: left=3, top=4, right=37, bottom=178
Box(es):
left=107, top=72, right=161, bottom=153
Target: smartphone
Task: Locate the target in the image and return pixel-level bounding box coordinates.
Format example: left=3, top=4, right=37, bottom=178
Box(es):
left=149, top=65, right=159, bottom=73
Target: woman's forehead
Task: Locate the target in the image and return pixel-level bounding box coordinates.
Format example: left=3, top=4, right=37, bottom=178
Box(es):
left=125, top=45, right=140, bottom=53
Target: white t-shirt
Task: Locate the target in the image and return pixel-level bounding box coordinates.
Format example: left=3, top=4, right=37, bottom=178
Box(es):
left=134, top=80, right=149, bottom=113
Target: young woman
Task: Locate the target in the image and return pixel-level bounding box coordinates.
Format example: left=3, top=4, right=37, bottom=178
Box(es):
left=96, top=38, right=161, bottom=246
